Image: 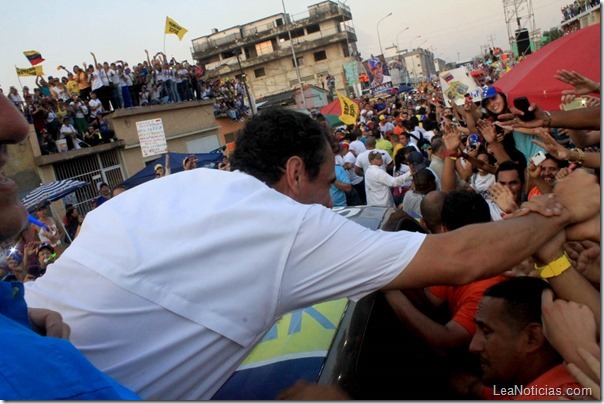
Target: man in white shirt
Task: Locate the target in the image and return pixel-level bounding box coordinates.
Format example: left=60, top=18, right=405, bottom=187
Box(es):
left=24, top=108, right=596, bottom=400
left=87, top=92, right=103, bottom=120
left=365, top=151, right=410, bottom=207
left=354, top=136, right=393, bottom=176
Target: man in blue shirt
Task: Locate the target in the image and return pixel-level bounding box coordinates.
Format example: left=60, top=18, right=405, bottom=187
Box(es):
left=0, top=92, right=140, bottom=400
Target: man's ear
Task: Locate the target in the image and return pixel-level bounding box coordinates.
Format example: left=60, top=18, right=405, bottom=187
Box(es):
left=523, top=323, right=546, bottom=354
left=281, top=155, right=305, bottom=195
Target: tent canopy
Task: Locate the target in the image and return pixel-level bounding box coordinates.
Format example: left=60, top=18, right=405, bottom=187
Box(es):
left=494, top=23, right=600, bottom=110
left=122, top=151, right=224, bottom=189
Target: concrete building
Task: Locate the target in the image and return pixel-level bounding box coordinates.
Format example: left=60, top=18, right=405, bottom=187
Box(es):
left=400, top=48, right=437, bottom=84
left=190, top=1, right=360, bottom=101
left=9, top=102, right=240, bottom=218
left=561, top=3, right=600, bottom=32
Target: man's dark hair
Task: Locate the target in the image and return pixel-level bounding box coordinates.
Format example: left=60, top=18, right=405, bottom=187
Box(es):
left=413, top=168, right=437, bottom=195
left=403, top=120, right=415, bottom=131
left=483, top=277, right=551, bottom=331
left=230, top=107, right=330, bottom=185
left=496, top=160, right=524, bottom=184
left=441, top=190, right=491, bottom=230
left=545, top=153, right=569, bottom=169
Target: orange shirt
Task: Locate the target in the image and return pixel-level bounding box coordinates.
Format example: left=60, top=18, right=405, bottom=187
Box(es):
left=482, top=364, right=582, bottom=400
left=528, top=186, right=541, bottom=201
left=428, top=275, right=507, bottom=335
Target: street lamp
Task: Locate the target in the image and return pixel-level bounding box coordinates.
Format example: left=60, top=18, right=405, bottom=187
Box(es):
left=396, top=27, right=409, bottom=52
left=409, top=35, right=421, bottom=50
left=376, top=12, right=393, bottom=57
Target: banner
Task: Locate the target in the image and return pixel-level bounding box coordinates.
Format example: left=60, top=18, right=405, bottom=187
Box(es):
left=165, top=17, right=188, bottom=41
left=16, top=66, right=45, bottom=77
left=342, top=61, right=359, bottom=87
left=23, top=50, right=45, bottom=66
left=336, top=90, right=358, bottom=126
left=136, top=118, right=168, bottom=157
left=438, top=66, right=482, bottom=107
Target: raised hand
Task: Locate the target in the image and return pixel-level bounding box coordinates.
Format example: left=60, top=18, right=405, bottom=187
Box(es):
left=487, top=182, right=518, bottom=214
left=555, top=69, right=600, bottom=96
left=530, top=127, right=570, bottom=161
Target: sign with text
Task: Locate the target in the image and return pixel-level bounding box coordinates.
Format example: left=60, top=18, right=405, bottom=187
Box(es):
left=439, top=66, right=482, bottom=107
left=136, top=118, right=168, bottom=157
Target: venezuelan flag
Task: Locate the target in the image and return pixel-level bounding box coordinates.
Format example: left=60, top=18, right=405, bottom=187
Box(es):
left=23, top=50, right=45, bottom=66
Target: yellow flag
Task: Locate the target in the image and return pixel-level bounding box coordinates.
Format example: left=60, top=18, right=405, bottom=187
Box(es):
left=336, top=90, right=358, bottom=126
left=16, top=65, right=45, bottom=77
left=165, top=17, right=188, bottom=41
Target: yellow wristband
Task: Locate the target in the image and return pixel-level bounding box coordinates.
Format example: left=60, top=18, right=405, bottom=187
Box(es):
left=534, top=251, right=571, bottom=279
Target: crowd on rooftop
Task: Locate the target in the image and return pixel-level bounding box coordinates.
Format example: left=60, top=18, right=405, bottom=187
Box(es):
left=0, top=20, right=601, bottom=401
left=561, top=0, right=600, bottom=21
left=1, top=50, right=251, bottom=154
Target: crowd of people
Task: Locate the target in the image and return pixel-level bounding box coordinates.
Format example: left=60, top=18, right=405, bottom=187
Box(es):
left=2, top=50, right=251, bottom=154
left=318, top=66, right=601, bottom=399
left=561, top=0, right=600, bottom=21
left=0, top=31, right=601, bottom=401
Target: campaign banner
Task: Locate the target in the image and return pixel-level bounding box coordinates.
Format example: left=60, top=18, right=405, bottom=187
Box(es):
left=136, top=118, right=168, bottom=157
left=16, top=65, right=44, bottom=77
left=438, top=66, right=482, bottom=107
left=343, top=61, right=359, bottom=86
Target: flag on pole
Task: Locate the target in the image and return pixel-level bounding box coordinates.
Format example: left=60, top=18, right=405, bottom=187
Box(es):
left=165, top=17, right=188, bottom=40
left=23, top=50, right=45, bottom=66
left=336, top=90, right=359, bottom=126
left=16, top=66, right=45, bottom=77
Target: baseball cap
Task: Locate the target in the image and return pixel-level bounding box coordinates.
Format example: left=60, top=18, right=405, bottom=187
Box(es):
left=481, top=86, right=502, bottom=106
left=36, top=242, right=54, bottom=255
left=154, top=164, right=163, bottom=171
left=407, top=151, right=427, bottom=170
left=368, top=58, right=382, bottom=69
left=379, top=114, right=386, bottom=121
left=339, top=141, right=349, bottom=149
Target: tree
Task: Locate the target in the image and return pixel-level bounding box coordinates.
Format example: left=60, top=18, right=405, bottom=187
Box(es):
left=541, top=27, right=564, bottom=46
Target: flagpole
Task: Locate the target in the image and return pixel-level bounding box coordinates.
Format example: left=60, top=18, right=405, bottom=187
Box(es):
left=14, top=65, right=24, bottom=91
left=163, top=16, right=167, bottom=56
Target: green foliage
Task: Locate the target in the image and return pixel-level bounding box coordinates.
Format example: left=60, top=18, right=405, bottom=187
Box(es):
left=541, top=27, right=564, bottom=46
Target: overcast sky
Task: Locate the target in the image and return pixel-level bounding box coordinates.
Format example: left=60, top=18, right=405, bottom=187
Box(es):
left=1, top=0, right=576, bottom=91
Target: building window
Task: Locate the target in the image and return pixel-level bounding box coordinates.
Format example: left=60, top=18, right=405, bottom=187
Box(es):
left=254, top=68, right=266, bottom=78
left=314, top=50, right=327, bottom=62
left=306, top=24, right=320, bottom=34
left=255, top=40, right=274, bottom=56
left=276, top=18, right=283, bottom=27
left=290, top=28, right=305, bottom=39
left=292, top=56, right=304, bottom=67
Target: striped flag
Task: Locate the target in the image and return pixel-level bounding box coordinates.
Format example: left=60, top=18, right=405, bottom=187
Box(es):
left=165, top=17, right=188, bottom=41
left=443, top=72, right=454, bottom=83
left=23, top=50, right=45, bottom=66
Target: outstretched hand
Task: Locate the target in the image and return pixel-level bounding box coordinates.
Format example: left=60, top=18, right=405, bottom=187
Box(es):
left=555, top=70, right=600, bottom=96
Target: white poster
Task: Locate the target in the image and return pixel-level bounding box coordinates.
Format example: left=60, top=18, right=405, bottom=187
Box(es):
left=136, top=118, right=168, bottom=158
left=439, top=67, right=482, bottom=107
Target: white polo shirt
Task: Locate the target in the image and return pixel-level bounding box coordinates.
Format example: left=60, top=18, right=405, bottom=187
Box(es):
left=25, top=168, right=426, bottom=399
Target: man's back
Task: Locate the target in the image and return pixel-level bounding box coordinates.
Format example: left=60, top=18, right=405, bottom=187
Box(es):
left=25, top=168, right=426, bottom=399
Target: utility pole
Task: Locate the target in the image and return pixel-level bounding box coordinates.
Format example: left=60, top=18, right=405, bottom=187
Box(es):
left=235, top=49, right=255, bottom=116
left=487, top=34, right=496, bottom=49
left=281, top=0, right=307, bottom=110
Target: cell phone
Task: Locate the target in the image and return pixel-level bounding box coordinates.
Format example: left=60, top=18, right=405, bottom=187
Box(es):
left=530, top=150, right=547, bottom=166
left=561, top=98, right=587, bottom=111
left=513, top=96, right=535, bottom=121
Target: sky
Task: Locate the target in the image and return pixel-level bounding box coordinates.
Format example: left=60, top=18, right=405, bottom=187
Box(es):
left=1, top=0, right=577, bottom=92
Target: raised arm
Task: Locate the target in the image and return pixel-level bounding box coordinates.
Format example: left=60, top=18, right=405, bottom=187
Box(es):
left=385, top=169, right=599, bottom=290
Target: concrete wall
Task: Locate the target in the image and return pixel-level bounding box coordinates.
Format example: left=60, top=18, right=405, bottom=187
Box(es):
left=108, top=101, right=224, bottom=177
